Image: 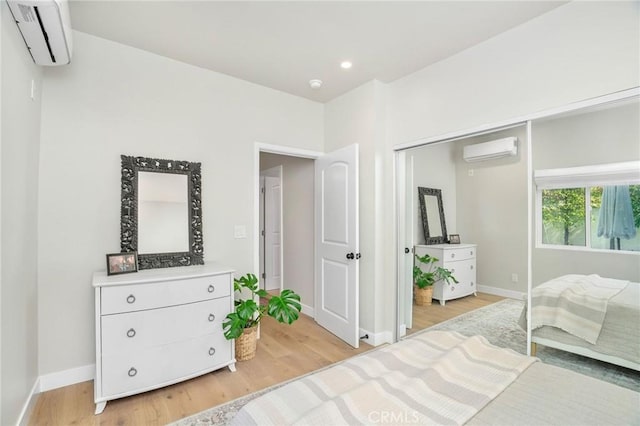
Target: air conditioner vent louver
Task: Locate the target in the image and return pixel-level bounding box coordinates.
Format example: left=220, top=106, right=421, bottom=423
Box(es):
left=7, top=0, right=73, bottom=66
left=18, top=4, right=36, bottom=22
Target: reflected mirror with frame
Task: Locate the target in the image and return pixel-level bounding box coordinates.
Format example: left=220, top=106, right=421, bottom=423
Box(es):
left=120, top=155, right=204, bottom=270
left=418, top=187, right=448, bottom=244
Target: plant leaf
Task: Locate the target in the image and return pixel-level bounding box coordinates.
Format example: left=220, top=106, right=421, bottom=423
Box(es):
left=267, top=289, right=301, bottom=324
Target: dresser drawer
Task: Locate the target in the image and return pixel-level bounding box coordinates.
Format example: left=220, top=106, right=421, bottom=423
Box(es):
left=441, top=247, right=476, bottom=263
left=101, top=332, right=232, bottom=397
left=101, top=274, right=231, bottom=314
left=447, top=259, right=475, bottom=283
left=101, top=298, right=229, bottom=354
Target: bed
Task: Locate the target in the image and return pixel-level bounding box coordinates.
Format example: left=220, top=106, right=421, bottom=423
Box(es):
left=525, top=274, right=640, bottom=371
left=230, top=330, right=639, bottom=425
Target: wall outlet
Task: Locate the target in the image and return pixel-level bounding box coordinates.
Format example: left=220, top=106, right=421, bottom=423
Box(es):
left=511, top=273, right=518, bottom=283
left=468, top=169, right=474, bottom=177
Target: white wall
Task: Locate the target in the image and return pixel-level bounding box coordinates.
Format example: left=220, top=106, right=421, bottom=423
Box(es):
left=37, top=31, right=323, bottom=376
left=454, top=127, right=529, bottom=293
left=1, top=2, right=42, bottom=423
left=259, top=153, right=315, bottom=310
left=388, top=1, right=640, bottom=145
left=408, top=143, right=457, bottom=245
left=324, top=80, right=389, bottom=341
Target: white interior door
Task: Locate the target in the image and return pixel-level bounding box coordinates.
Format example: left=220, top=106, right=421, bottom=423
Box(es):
left=314, top=144, right=359, bottom=348
left=264, top=175, right=282, bottom=291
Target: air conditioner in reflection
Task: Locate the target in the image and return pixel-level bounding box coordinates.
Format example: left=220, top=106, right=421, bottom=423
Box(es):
left=7, top=0, right=73, bottom=66
left=463, top=137, right=518, bottom=162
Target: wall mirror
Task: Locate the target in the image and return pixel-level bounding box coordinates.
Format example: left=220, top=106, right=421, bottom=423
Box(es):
left=418, top=187, right=448, bottom=244
left=120, top=155, right=204, bottom=269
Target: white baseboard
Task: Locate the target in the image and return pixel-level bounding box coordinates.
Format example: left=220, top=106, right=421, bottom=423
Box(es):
left=300, top=302, right=314, bottom=318
left=359, top=328, right=393, bottom=346
left=17, top=378, right=40, bottom=426
left=38, top=363, right=95, bottom=393
left=477, top=284, right=525, bottom=300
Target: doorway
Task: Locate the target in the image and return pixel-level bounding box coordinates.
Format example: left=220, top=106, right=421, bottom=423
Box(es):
left=254, top=143, right=361, bottom=348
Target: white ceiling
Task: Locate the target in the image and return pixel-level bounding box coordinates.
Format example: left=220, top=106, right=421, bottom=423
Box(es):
left=68, top=1, right=566, bottom=103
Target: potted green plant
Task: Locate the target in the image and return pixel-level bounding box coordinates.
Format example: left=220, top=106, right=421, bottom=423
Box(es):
left=413, top=253, right=458, bottom=306
left=222, top=273, right=302, bottom=361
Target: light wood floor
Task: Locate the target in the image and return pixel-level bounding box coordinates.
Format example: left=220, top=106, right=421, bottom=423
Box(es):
left=29, top=293, right=502, bottom=425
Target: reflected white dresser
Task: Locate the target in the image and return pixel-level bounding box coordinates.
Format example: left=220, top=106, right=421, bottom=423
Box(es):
left=415, top=244, right=477, bottom=306
left=93, top=263, right=236, bottom=414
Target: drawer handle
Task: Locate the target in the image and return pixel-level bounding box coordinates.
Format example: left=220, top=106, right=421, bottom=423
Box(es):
left=471, top=282, right=474, bottom=286
left=451, top=268, right=455, bottom=273
left=451, top=253, right=455, bottom=258
left=470, top=251, right=474, bottom=256
left=470, top=265, right=474, bottom=270
left=208, top=314, right=216, bottom=322
left=126, top=294, right=136, bottom=304
left=208, top=347, right=216, bottom=356
left=126, top=328, right=136, bottom=338
left=208, top=285, right=215, bottom=293
left=451, top=286, right=455, bottom=291
left=128, top=367, right=137, bottom=377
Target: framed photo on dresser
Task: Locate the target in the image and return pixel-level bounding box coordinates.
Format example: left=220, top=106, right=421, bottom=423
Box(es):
left=449, top=234, right=461, bottom=244
left=106, top=252, right=138, bottom=275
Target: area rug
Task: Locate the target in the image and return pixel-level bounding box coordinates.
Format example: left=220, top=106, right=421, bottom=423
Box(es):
left=170, top=299, right=639, bottom=426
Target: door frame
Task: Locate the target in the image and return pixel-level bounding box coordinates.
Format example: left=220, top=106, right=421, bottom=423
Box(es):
left=253, top=143, right=324, bottom=303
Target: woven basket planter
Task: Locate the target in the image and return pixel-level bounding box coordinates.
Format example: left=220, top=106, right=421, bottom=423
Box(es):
left=414, top=285, right=434, bottom=306
left=235, top=325, right=258, bottom=361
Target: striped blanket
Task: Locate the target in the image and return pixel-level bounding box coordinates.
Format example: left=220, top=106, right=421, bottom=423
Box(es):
left=531, top=274, right=629, bottom=344
left=231, top=331, right=537, bottom=426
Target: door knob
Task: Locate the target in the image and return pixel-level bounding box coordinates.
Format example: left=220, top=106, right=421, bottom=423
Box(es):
left=346, top=253, right=354, bottom=260
left=404, top=247, right=410, bottom=254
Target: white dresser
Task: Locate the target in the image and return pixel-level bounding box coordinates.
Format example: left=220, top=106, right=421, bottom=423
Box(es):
left=93, top=263, right=236, bottom=414
left=415, top=244, right=477, bottom=306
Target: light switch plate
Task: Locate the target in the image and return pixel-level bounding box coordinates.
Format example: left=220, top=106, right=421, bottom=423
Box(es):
left=234, top=225, right=247, bottom=239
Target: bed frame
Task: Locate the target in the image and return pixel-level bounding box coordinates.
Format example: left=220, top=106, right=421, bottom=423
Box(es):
left=531, top=338, right=640, bottom=371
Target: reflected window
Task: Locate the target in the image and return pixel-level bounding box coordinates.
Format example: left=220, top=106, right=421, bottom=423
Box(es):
left=540, top=185, right=640, bottom=252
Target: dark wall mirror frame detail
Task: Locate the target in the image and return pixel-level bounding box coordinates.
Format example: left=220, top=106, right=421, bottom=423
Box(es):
left=418, top=186, right=449, bottom=245
left=120, top=155, right=204, bottom=270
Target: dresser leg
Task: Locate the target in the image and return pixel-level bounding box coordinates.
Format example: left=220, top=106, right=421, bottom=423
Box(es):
left=228, top=363, right=237, bottom=373
left=440, top=299, right=445, bottom=306
left=95, top=401, right=107, bottom=415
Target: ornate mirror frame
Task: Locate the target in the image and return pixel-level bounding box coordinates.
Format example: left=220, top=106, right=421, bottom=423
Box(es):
left=418, top=186, right=448, bottom=245
left=120, top=155, right=204, bottom=270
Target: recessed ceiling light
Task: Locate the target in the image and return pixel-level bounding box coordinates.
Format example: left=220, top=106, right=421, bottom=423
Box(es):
left=309, top=79, right=323, bottom=89
left=340, top=61, right=352, bottom=69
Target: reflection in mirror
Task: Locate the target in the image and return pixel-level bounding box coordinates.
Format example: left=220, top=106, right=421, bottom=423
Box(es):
left=121, top=155, right=204, bottom=270
left=138, top=172, right=189, bottom=254
left=424, top=195, right=443, bottom=238
left=418, top=187, right=448, bottom=244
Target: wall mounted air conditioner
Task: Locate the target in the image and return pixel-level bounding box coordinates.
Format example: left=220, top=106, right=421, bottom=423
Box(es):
left=7, top=0, right=73, bottom=66
left=463, top=137, right=518, bottom=162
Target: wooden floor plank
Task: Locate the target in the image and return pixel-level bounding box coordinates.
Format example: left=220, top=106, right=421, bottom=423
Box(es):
left=28, top=293, right=502, bottom=425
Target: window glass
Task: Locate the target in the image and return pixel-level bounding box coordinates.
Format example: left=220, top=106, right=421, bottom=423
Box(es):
left=541, top=188, right=585, bottom=246
left=591, top=185, right=640, bottom=251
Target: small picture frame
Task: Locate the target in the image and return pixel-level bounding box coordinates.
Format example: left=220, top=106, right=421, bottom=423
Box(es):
left=449, top=234, right=461, bottom=244
left=106, top=252, right=138, bottom=276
